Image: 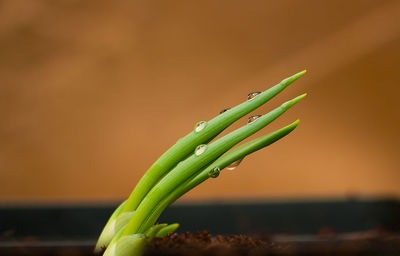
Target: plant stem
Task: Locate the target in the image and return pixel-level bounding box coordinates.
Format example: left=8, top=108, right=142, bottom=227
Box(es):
left=137, top=119, right=300, bottom=232
left=120, top=70, right=306, bottom=214
left=122, top=94, right=305, bottom=236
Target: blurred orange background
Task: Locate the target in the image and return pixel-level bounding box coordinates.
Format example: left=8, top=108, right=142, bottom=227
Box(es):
left=1, top=0, right=399, bottom=202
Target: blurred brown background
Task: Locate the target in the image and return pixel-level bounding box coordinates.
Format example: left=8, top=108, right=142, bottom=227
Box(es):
left=1, top=0, right=399, bottom=202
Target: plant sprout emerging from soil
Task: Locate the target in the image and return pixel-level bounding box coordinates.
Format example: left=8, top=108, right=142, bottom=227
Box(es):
left=96, top=71, right=307, bottom=256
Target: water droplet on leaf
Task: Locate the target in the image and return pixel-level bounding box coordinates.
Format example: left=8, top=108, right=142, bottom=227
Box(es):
left=194, top=121, right=207, bottom=133
left=208, top=167, right=220, bottom=178
left=225, top=158, right=243, bottom=170
left=195, top=144, right=207, bottom=156
left=247, top=115, right=262, bottom=124
left=219, top=108, right=230, bottom=114
left=247, top=92, right=261, bottom=101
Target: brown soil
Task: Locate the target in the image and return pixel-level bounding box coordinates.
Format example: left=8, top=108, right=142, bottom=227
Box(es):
left=2, top=230, right=400, bottom=255
left=144, top=230, right=400, bottom=256
left=145, top=231, right=278, bottom=256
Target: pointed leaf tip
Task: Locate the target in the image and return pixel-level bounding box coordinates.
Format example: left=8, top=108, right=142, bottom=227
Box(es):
left=293, top=93, right=307, bottom=103
left=299, top=92, right=307, bottom=99
left=285, top=119, right=300, bottom=132
left=281, top=70, right=307, bottom=86
left=280, top=93, right=306, bottom=111
left=294, top=70, right=307, bottom=79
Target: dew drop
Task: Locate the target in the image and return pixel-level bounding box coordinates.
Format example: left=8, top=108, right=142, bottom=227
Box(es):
left=247, top=92, right=261, bottom=101
left=195, top=144, right=207, bottom=156
left=208, top=167, right=220, bottom=178
left=194, top=121, right=207, bottom=133
left=219, top=108, right=230, bottom=114
left=225, top=158, right=243, bottom=170
left=247, top=115, right=262, bottom=124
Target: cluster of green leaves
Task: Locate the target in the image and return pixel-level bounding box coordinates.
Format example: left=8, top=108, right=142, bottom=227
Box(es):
left=96, top=71, right=307, bottom=256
